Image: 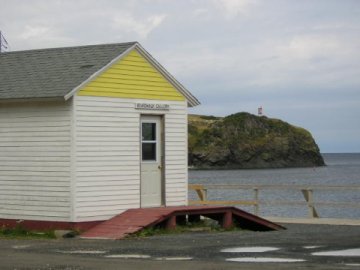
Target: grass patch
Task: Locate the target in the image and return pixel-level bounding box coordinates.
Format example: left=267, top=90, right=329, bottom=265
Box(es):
left=131, top=219, right=242, bottom=238
left=0, top=224, right=56, bottom=239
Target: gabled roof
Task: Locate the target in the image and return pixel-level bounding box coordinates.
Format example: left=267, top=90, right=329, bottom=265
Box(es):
left=0, top=42, right=200, bottom=107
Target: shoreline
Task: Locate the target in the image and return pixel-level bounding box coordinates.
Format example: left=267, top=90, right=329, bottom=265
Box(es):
left=188, top=164, right=326, bottom=171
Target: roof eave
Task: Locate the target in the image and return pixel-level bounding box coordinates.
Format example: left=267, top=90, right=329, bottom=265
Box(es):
left=0, top=96, right=65, bottom=103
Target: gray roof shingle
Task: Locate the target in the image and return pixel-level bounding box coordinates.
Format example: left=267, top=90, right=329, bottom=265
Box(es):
left=0, top=42, right=136, bottom=100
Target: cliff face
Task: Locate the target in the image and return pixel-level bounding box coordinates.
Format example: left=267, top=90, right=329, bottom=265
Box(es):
left=188, top=112, right=325, bottom=169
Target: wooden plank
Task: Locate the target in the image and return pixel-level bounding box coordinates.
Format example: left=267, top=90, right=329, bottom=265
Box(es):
left=189, top=200, right=257, bottom=206
left=0, top=175, right=69, bottom=181
left=0, top=194, right=70, bottom=202
left=110, top=64, right=158, bottom=74
left=0, top=120, right=70, bottom=127
left=76, top=118, right=139, bottom=126
left=95, top=77, right=170, bottom=87
left=78, top=90, right=184, bottom=101
left=0, top=209, right=70, bottom=218
left=0, top=180, right=70, bottom=187
left=189, top=184, right=205, bottom=190
left=0, top=166, right=70, bottom=172
left=190, top=184, right=360, bottom=191
left=0, top=126, right=70, bottom=133
left=316, top=202, right=360, bottom=208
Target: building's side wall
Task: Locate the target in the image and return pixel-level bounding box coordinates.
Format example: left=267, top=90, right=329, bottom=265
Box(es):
left=74, top=95, right=187, bottom=222
left=73, top=95, right=140, bottom=221
left=0, top=101, right=72, bottom=221
left=164, top=102, right=188, bottom=207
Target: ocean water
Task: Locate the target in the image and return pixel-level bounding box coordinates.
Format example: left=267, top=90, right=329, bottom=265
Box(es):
left=188, top=153, right=360, bottom=219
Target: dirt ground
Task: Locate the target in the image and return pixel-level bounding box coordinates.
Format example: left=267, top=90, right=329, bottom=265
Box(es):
left=1, top=223, right=360, bottom=270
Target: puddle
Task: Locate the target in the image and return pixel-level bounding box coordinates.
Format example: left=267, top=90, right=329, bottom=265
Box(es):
left=226, top=257, right=305, bottom=263
left=303, top=246, right=322, bottom=249
left=105, top=254, right=151, bottom=259
left=221, top=247, right=279, bottom=253
left=12, top=245, right=31, bottom=249
left=58, top=250, right=107, bottom=254
left=312, top=248, right=360, bottom=257
left=155, top=257, right=193, bottom=261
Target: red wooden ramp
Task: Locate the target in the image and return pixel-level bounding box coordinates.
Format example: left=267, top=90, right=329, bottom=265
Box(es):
left=81, top=206, right=285, bottom=240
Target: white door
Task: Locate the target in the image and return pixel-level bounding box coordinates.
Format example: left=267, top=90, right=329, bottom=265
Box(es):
left=140, top=115, right=163, bottom=207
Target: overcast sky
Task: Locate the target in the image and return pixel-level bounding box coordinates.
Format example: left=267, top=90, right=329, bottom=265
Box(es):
left=0, top=0, right=359, bottom=153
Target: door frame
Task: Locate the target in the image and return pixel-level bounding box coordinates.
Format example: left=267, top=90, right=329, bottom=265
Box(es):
left=139, top=114, right=165, bottom=207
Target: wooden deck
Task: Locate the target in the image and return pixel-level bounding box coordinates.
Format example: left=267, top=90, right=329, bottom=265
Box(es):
left=81, top=205, right=285, bottom=240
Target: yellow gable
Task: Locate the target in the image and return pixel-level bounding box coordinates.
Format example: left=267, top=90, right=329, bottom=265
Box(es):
left=78, top=49, right=185, bottom=101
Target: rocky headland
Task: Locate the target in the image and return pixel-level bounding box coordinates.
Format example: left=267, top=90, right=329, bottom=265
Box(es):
left=188, top=112, right=325, bottom=169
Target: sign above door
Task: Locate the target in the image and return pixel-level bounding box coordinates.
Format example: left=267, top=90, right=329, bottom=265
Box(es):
left=135, top=103, right=170, bottom=111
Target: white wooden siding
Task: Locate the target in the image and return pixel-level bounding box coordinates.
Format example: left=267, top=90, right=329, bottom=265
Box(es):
left=0, top=101, right=72, bottom=221
left=164, top=104, right=188, bottom=206
left=74, top=96, right=188, bottom=221
left=74, top=96, right=140, bottom=221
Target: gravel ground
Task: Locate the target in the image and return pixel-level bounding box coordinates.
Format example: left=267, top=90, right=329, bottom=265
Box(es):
left=1, top=224, right=360, bottom=270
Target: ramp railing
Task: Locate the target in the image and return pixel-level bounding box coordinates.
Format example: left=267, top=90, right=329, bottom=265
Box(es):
left=189, top=184, right=360, bottom=219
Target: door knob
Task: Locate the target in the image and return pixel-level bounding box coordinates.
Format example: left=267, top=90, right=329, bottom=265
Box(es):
left=158, top=165, right=162, bottom=169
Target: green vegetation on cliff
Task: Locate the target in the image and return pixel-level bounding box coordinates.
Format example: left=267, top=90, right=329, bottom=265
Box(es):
left=188, top=112, right=325, bottom=169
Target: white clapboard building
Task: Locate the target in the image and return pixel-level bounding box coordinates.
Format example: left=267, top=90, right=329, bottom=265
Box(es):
left=0, top=42, right=199, bottom=229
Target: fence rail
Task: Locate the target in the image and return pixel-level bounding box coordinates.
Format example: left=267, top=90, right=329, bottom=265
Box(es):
left=188, top=184, right=360, bottom=218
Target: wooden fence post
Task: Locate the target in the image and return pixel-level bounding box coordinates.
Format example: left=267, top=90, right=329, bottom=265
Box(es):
left=254, top=188, right=259, bottom=216
left=301, top=189, right=319, bottom=218
left=195, top=186, right=207, bottom=202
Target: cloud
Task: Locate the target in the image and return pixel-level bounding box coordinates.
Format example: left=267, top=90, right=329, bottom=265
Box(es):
left=112, top=13, right=167, bottom=39
left=16, top=24, right=74, bottom=49
left=0, top=0, right=359, bottom=152
left=192, top=8, right=209, bottom=17
left=0, top=1, right=168, bottom=50
left=212, top=0, right=256, bottom=18
left=281, top=35, right=341, bottom=60
left=20, top=25, right=50, bottom=40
